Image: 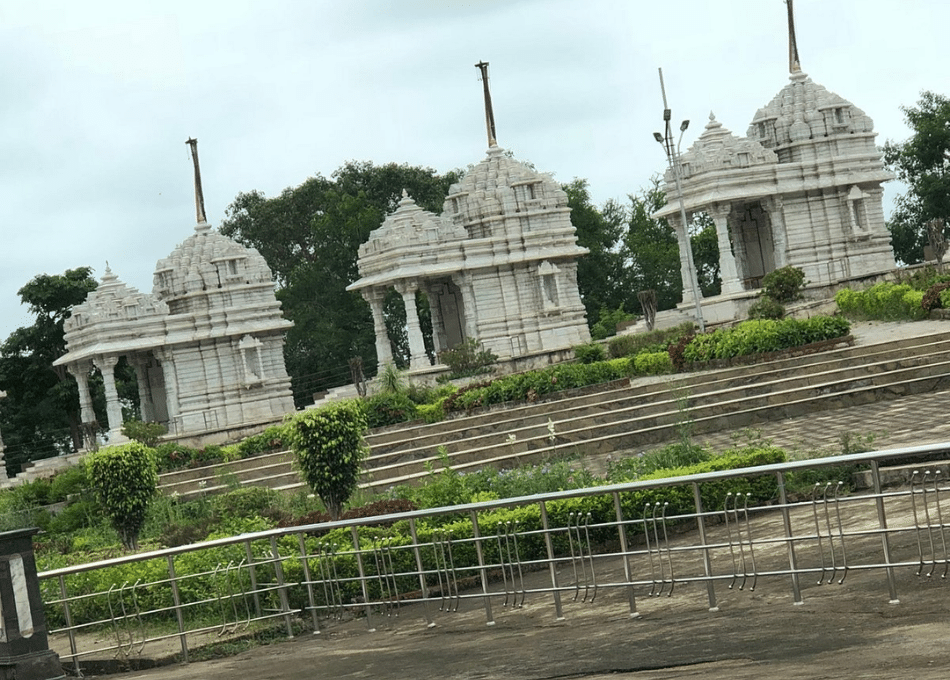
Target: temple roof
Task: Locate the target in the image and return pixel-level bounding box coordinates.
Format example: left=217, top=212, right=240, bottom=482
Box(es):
left=64, top=266, right=167, bottom=333
left=675, top=113, right=777, bottom=180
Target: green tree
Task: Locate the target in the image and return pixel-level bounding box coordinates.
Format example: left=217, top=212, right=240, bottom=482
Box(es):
left=220, top=162, right=459, bottom=406
left=622, top=179, right=682, bottom=311
left=563, top=179, right=629, bottom=328
left=691, top=213, right=721, bottom=297
left=287, top=401, right=368, bottom=520
left=85, top=441, right=158, bottom=551
left=0, top=268, right=97, bottom=473
left=883, top=91, right=950, bottom=265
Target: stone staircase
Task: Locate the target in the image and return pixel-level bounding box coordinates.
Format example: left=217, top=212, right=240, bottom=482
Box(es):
left=158, top=329, right=950, bottom=500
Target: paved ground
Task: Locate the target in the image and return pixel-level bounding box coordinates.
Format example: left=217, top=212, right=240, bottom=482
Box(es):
left=99, top=320, right=950, bottom=678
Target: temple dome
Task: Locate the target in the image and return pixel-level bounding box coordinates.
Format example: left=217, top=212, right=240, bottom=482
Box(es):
left=152, top=221, right=273, bottom=301
left=748, top=71, right=875, bottom=151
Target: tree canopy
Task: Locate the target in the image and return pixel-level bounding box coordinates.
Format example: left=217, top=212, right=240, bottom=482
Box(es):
left=0, top=268, right=98, bottom=473
left=883, top=91, right=950, bottom=265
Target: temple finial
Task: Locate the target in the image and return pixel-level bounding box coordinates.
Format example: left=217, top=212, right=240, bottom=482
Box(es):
left=786, top=0, right=801, bottom=74
left=186, top=138, right=207, bottom=225
left=475, top=61, right=497, bottom=148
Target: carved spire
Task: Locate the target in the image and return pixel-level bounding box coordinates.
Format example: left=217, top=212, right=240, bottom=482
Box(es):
left=786, top=0, right=801, bottom=74
left=475, top=61, right=497, bottom=148
left=185, top=138, right=207, bottom=225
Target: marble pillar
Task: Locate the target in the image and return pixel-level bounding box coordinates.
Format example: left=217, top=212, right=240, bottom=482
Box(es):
left=396, top=282, right=428, bottom=371
left=93, top=355, right=123, bottom=437
left=710, top=204, right=743, bottom=294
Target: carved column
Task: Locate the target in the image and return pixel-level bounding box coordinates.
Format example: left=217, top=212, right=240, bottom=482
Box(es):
left=668, top=213, right=701, bottom=306
left=764, top=196, right=790, bottom=268
left=67, top=361, right=97, bottom=426
left=364, top=288, right=394, bottom=373
left=396, top=281, right=428, bottom=371
left=93, top=355, right=123, bottom=438
left=425, top=284, right=445, bottom=356
left=710, top=203, right=742, bottom=294
left=155, top=349, right=180, bottom=435
left=128, top=356, right=155, bottom=423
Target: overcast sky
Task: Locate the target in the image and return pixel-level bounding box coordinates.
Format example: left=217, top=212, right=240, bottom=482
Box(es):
left=0, top=0, right=946, bottom=342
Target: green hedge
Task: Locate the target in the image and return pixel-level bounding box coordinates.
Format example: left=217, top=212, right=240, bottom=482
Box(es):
left=682, top=316, right=850, bottom=364
left=835, top=282, right=929, bottom=321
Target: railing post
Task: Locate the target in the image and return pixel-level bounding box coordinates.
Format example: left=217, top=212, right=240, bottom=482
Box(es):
left=776, top=471, right=803, bottom=604
left=612, top=492, right=639, bottom=618
left=539, top=501, right=564, bottom=620
left=871, top=460, right=900, bottom=604
left=167, top=555, right=188, bottom=664
left=297, top=534, right=320, bottom=632
left=351, top=526, right=375, bottom=630
left=469, top=510, right=495, bottom=625
left=692, top=482, right=718, bottom=611
left=269, top=536, right=295, bottom=638
left=244, top=539, right=262, bottom=617
left=409, top=517, right=434, bottom=627
left=58, top=575, right=81, bottom=676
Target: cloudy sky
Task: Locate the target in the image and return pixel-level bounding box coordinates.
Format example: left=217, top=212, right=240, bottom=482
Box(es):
left=0, top=0, right=946, bottom=342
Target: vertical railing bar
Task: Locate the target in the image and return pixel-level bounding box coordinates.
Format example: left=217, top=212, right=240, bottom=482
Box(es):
left=692, top=482, right=718, bottom=611
left=58, top=574, right=81, bottom=677
left=298, top=533, right=320, bottom=633
left=268, top=536, right=294, bottom=639
left=871, top=459, right=899, bottom=604
left=539, top=501, right=565, bottom=620
left=167, top=555, right=188, bottom=664
left=408, top=518, right=434, bottom=627
left=776, top=471, right=803, bottom=604
left=351, top=526, right=375, bottom=631
left=612, top=491, right=638, bottom=618
left=469, top=510, right=495, bottom=625
left=244, top=539, right=262, bottom=618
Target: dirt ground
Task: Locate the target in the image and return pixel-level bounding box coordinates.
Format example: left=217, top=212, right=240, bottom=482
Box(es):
left=104, top=489, right=950, bottom=680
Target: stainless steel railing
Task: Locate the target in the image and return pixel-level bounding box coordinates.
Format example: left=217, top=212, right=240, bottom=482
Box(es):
left=39, top=442, right=950, bottom=675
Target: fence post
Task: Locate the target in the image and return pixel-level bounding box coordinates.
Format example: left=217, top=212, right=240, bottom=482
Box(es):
left=469, top=510, right=495, bottom=625
left=244, top=539, right=262, bottom=617
left=409, top=518, right=434, bottom=627
left=58, top=574, right=81, bottom=676
left=351, top=526, right=375, bottom=630
left=269, top=536, right=295, bottom=638
left=612, top=492, right=639, bottom=617
left=167, top=554, right=188, bottom=664
left=539, top=501, right=564, bottom=620
left=692, top=482, right=718, bottom=611
left=297, top=534, right=320, bottom=632
left=776, top=471, right=803, bottom=604
left=871, top=460, right=900, bottom=604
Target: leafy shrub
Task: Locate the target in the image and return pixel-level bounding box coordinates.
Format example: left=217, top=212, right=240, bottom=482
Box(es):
left=362, top=391, right=419, bottom=428
left=444, top=358, right=634, bottom=412
left=922, top=281, right=950, bottom=311
left=85, top=442, right=158, bottom=551
left=747, top=296, right=785, bottom=320
left=607, top=323, right=694, bottom=359
left=438, top=338, right=498, bottom=379
left=287, top=401, right=368, bottom=520
left=606, top=442, right=713, bottom=482
left=590, top=306, right=637, bottom=340
left=633, top=351, right=673, bottom=376
left=49, top=466, right=88, bottom=502
left=762, top=265, right=806, bottom=303
left=236, top=424, right=289, bottom=456
left=121, top=419, right=167, bottom=447
left=835, top=282, right=929, bottom=321
left=681, top=316, right=850, bottom=365
left=574, top=342, right=607, bottom=364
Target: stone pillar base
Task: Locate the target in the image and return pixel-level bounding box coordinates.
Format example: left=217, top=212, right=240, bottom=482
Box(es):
left=0, top=649, right=64, bottom=680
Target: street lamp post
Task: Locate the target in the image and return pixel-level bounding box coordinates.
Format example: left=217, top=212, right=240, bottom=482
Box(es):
left=654, top=67, right=705, bottom=334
